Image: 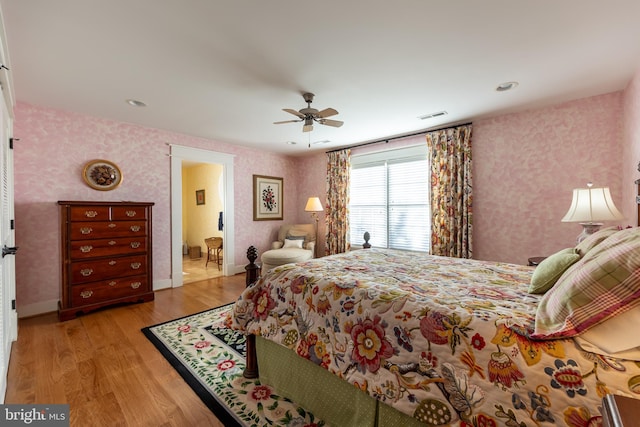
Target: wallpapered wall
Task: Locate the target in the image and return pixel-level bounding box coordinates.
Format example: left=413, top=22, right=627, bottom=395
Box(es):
left=12, top=84, right=636, bottom=317
left=13, top=102, right=306, bottom=316
left=472, top=91, right=626, bottom=263
left=622, top=69, right=640, bottom=220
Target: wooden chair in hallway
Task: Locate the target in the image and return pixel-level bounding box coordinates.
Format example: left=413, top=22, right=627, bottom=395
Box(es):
left=204, top=237, right=223, bottom=270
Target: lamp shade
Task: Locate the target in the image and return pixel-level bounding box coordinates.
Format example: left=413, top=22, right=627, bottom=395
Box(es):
left=305, top=197, right=324, bottom=212
left=561, top=185, right=624, bottom=223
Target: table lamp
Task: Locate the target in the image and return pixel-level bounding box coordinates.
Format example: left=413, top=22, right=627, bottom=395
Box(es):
left=561, top=182, right=624, bottom=243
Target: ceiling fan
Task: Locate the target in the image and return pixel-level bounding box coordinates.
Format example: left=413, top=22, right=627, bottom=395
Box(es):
left=274, top=92, right=343, bottom=132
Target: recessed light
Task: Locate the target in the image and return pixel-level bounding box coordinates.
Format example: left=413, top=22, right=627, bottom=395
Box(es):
left=126, top=99, right=147, bottom=107
left=285, top=141, right=297, bottom=145
left=496, top=81, right=518, bottom=92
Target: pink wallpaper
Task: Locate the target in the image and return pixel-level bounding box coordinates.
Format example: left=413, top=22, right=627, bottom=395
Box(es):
left=13, top=102, right=304, bottom=314
left=622, top=69, right=640, bottom=224
left=473, top=92, right=626, bottom=264
left=292, top=153, right=328, bottom=256
left=12, top=85, right=638, bottom=316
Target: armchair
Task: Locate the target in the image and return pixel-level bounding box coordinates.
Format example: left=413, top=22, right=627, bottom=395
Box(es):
left=261, top=224, right=316, bottom=273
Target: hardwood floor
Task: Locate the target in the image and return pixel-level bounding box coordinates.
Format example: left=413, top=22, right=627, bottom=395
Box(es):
left=6, top=274, right=247, bottom=427
left=182, top=254, right=223, bottom=284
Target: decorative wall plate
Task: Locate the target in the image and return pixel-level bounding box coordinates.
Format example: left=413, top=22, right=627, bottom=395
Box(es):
left=83, top=159, right=123, bottom=191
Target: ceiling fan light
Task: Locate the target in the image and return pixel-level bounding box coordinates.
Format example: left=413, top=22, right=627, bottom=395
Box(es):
left=275, top=93, right=341, bottom=132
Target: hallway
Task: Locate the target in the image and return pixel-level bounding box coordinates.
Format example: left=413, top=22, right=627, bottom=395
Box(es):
left=182, top=254, right=223, bottom=284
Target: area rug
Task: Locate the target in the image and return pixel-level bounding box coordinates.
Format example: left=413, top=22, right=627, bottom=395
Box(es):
left=141, top=304, right=325, bottom=427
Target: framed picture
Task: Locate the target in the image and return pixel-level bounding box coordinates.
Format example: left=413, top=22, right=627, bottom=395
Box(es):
left=253, top=175, right=283, bottom=220
left=82, top=159, right=123, bottom=191
left=196, top=189, right=205, bottom=205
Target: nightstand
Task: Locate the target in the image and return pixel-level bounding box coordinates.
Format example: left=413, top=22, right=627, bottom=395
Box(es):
left=527, top=257, right=546, bottom=267
left=602, top=394, right=640, bottom=427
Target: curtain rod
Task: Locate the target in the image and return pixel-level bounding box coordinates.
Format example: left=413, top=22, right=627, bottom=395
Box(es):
left=326, top=121, right=472, bottom=153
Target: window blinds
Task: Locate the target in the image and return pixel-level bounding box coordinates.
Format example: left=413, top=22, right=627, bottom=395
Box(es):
left=349, top=145, right=430, bottom=252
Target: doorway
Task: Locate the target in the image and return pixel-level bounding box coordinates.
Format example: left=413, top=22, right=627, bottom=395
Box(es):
left=181, top=162, right=224, bottom=284
left=170, top=145, right=235, bottom=288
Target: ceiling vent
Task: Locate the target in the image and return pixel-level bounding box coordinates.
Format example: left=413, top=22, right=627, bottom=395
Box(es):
left=418, top=111, right=448, bottom=120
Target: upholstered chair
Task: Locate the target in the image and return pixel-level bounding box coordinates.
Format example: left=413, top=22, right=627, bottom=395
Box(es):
left=260, top=224, right=316, bottom=273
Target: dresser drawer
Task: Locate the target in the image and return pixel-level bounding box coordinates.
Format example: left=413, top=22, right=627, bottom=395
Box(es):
left=70, top=237, right=147, bottom=259
left=70, top=255, right=148, bottom=284
left=69, top=206, right=111, bottom=222
left=112, top=206, right=148, bottom=220
left=70, top=275, right=149, bottom=307
left=69, top=221, right=147, bottom=240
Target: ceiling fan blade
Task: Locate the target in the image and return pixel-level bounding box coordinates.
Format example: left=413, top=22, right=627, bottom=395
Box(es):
left=273, top=119, right=301, bottom=124
left=303, top=123, right=314, bottom=132
left=317, top=108, right=338, bottom=118
left=319, top=119, right=343, bottom=128
left=283, top=108, right=305, bottom=119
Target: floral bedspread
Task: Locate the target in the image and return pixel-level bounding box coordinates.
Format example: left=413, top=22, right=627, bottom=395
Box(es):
left=230, top=249, right=640, bottom=426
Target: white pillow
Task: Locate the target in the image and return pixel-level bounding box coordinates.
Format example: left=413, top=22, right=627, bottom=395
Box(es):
left=283, top=238, right=304, bottom=249
left=576, top=305, right=640, bottom=354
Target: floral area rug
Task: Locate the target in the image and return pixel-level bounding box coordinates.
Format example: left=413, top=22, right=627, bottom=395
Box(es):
left=141, top=304, right=325, bottom=427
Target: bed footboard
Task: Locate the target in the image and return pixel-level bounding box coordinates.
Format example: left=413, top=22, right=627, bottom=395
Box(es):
left=243, top=334, right=259, bottom=378
left=242, top=247, right=261, bottom=378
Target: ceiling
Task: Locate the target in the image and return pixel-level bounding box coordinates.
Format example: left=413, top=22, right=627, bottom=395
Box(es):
left=1, top=1, right=640, bottom=155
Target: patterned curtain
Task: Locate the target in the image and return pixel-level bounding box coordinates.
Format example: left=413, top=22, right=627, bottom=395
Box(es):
left=426, top=124, right=473, bottom=258
left=325, top=149, right=351, bottom=255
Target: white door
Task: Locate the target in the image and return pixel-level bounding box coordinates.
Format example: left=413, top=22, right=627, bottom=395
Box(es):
left=0, top=82, right=17, bottom=402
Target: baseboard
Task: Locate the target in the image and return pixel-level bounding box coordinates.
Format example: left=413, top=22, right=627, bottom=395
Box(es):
left=18, top=299, right=58, bottom=318
left=230, top=264, right=248, bottom=275
left=153, top=278, right=172, bottom=291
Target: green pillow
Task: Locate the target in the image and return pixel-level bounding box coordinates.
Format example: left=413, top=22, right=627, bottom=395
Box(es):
left=528, top=248, right=580, bottom=294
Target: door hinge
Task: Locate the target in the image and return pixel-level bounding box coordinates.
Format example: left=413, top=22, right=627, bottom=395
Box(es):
left=9, top=137, right=19, bottom=149
left=10, top=219, right=14, bottom=230
left=11, top=300, right=15, bottom=310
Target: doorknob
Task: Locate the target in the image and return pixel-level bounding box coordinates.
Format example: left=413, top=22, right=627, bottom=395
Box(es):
left=2, top=245, right=18, bottom=258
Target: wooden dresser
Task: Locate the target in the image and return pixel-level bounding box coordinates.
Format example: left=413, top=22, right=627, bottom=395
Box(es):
left=58, top=201, right=154, bottom=321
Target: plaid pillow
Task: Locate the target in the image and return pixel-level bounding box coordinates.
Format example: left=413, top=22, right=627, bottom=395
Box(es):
left=574, top=225, right=620, bottom=256
left=533, top=227, right=640, bottom=339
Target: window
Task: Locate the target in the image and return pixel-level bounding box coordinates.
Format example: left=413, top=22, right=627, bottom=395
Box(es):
left=349, top=145, right=430, bottom=252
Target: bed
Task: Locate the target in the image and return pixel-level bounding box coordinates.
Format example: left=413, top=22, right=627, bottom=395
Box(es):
left=230, top=226, right=640, bottom=426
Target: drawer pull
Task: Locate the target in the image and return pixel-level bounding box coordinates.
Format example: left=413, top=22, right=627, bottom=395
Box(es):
left=125, top=210, right=137, bottom=217
left=108, top=281, right=117, bottom=287
left=108, top=223, right=116, bottom=228
left=108, top=240, right=117, bottom=245
left=130, top=242, right=141, bottom=249
left=84, top=210, right=98, bottom=218
left=80, top=227, right=93, bottom=235
left=80, top=269, right=93, bottom=277
left=130, top=262, right=142, bottom=269
left=130, top=225, right=141, bottom=232
left=109, top=260, right=117, bottom=266
left=130, top=282, right=141, bottom=289
left=80, top=290, right=93, bottom=299
left=79, top=245, right=93, bottom=253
